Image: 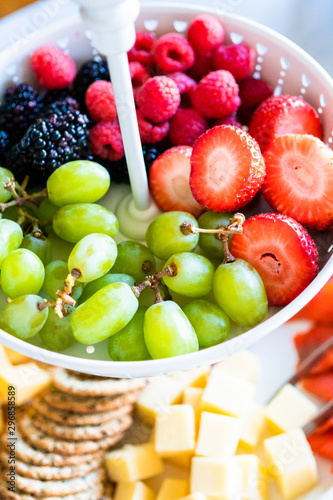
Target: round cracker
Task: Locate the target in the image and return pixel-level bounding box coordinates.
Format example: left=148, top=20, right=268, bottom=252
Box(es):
left=53, top=368, right=146, bottom=396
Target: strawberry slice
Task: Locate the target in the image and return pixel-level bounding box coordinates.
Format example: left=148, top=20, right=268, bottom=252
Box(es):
left=293, top=276, right=333, bottom=323
left=302, top=372, right=333, bottom=402
left=294, top=325, right=333, bottom=362
left=307, top=428, right=333, bottom=460
left=249, top=94, right=323, bottom=151
left=230, top=213, right=319, bottom=306
left=262, top=134, right=333, bottom=230
left=149, top=145, right=203, bottom=217
left=190, top=125, right=265, bottom=212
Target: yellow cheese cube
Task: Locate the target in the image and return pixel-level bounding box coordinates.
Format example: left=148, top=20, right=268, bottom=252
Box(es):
left=195, top=412, right=242, bottom=458
left=263, top=428, right=318, bottom=499
left=137, top=376, right=184, bottom=425
left=154, top=405, right=195, bottom=457
left=3, top=346, right=30, bottom=365
left=201, top=369, right=255, bottom=418
left=156, top=478, right=189, bottom=500
left=178, top=495, right=208, bottom=500
left=171, top=367, right=209, bottom=390
left=264, top=384, right=318, bottom=434
left=0, top=362, right=51, bottom=406
left=114, top=481, right=156, bottom=500
left=191, top=457, right=243, bottom=499
left=213, top=350, right=261, bottom=383
left=105, top=443, right=163, bottom=482
left=240, top=403, right=266, bottom=450
left=236, top=455, right=268, bottom=500
left=165, top=453, right=193, bottom=470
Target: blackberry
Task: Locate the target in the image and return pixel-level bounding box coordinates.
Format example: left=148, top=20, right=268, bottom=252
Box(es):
left=0, top=130, right=10, bottom=160
left=0, top=83, right=44, bottom=145
left=42, top=97, right=80, bottom=118
left=142, top=145, right=163, bottom=173
left=73, top=58, right=110, bottom=106
left=42, top=89, right=73, bottom=106
left=5, top=110, right=92, bottom=186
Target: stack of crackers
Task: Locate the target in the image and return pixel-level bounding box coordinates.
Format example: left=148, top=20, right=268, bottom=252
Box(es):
left=0, top=368, right=146, bottom=499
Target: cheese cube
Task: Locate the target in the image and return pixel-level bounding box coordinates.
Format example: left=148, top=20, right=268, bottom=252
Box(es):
left=105, top=443, right=163, bottom=482
left=213, top=350, right=261, bottom=383
left=195, top=412, right=242, bottom=458
left=114, top=481, right=156, bottom=500
left=191, top=457, right=243, bottom=499
left=201, top=369, right=255, bottom=418
left=178, top=495, right=207, bottom=500
left=154, top=405, right=195, bottom=457
left=156, top=478, right=189, bottom=500
left=137, top=377, right=184, bottom=425
left=264, top=384, right=318, bottom=434
left=183, top=387, right=203, bottom=408
left=240, top=404, right=266, bottom=450
left=236, top=455, right=268, bottom=500
left=171, top=367, right=209, bottom=390
left=3, top=346, right=30, bottom=365
left=165, top=453, right=193, bottom=470
left=0, top=362, right=51, bottom=406
left=263, top=428, right=318, bottom=499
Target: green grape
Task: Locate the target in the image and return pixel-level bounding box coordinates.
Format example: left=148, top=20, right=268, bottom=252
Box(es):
left=52, top=203, right=119, bottom=243
left=213, top=258, right=268, bottom=327
left=79, top=273, right=134, bottom=303
left=111, top=241, right=156, bottom=283
left=70, top=282, right=138, bottom=344
left=39, top=306, right=76, bottom=351
left=21, top=234, right=52, bottom=265
left=146, top=211, right=199, bottom=261
left=182, top=299, right=230, bottom=348
left=198, top=211, right=233, bottom=259
left=144, top=300, right=199, bottom=359
left=2, top=203, right=37, bottom=223
left=0, top=294, right=48, bottom=339
left=108, top=306, right=151, bottom=361
left=43, top=260, right=84, bottom=301
left=163, top=252, right=215, bottom=298
left=0, top=219, right=23, bottom=268
left=68, top=234, right=118, bottom=283
left=1, top=249, right=45, bottom=299
left=0, top=167, right=14, bottom=203
left=38, top=197, right=59, bottom=221
left=47, top=160, right=110, bottom=207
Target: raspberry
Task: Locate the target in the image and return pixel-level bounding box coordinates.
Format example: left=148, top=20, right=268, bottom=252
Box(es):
left=128, top=31, right=156, bottom=67
left=187, top=51, right=214, bottom=81
left=89, top=121, right=124, bottom=161
left=169, top=108, right=207, bottom=146
left=167, top=72, right=196, bottom=107
left=31, top=46, right=76, bottom=90
left=129, top=62, right=150, bottom=97
left=153, top=33, right=195, bottom=73
left=238, top=76, right=274, bottom=109
left=187, top=15, right=224, bottom=54
left=136, top=76, right=180, bottom=124
left=85, top=80, right=117, bottom=122
left=213, top=42, right=256, bottom=81
left=191, top=70, right=240, bottom=119
left=136, top=109, right=170, bottom=144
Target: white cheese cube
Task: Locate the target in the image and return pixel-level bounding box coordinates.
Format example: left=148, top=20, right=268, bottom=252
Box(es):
left=0, top=362, right=51, bottom=406
left=137, top=376, right=184, bottom=425
left=183, top=387, right=203, bottom=409
left=213, top=350, right=261, bottom=383
left=154, top=405, right=195, bottom=457
left=156, top=478, right=189, bottom=500
left=236, top=455, right=268, bottom=500
left=105, top=443, right=163, bottom=482
left=263, top=428, right=318, bottom=499
left=264, top=384, right=318, bottom=434
left=240, top=403, right=266, bottom=450
left=201, top=369, right=255, bottom=418
left=171, top=367, right=209, bottom=389
left=190, top=456, right=243, bottom=499
left=114, top=481, right=156, bottom=500
left=195, top=412, right=242, bottom=458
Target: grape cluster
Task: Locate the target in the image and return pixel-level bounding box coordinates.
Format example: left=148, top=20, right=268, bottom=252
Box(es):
left=0, top=161, right=268, bottom=361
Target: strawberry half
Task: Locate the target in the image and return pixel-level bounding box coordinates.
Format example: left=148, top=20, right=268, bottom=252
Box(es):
left=262, top=134, right=333, bottom=230
left=189, top=125, right=265, bottom=212
left=149, top=145, right=203, bottom=217
left=230, top=213, right=319, bottom=306
left=249, top=94, right=323, bottom=151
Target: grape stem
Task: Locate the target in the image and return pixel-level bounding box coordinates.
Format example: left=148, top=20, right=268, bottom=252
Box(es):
left=0, top=176, right=48, bottom=212
left=180, top=212, right=245, bottom=236
left=131, top=265, right=176, bottom=302
left=37, top=269, right=81, bottom=318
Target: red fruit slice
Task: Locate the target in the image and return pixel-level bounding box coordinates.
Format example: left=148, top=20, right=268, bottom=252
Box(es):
left=294, top=325, right=333, bottom=362
left=302, top=372, right=333, bottom=402
left=190, top=125, right=265, bottom=212
left=293, top=276, right=333, bottom=323
left=249, top=94, right=323, bottom=151
left=315, top=415, right=333, bottom=434
left=262, top=134, right=333, bottom=230
left=307, top=429, right=333, bottom=459
left=149, top=145, right=203, bottom=218
left=230, top=213, right=319, bottom=306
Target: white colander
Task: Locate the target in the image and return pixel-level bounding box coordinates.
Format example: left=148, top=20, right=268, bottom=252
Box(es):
left=0, top=1, right=332, bottom=378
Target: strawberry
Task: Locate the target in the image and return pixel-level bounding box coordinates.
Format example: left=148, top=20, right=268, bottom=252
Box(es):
left=302, top=372, right=333, bottom=402
left=189, top=125, right=265, bottom=212
left=307, top=428, right=333, bottom=459
left=292, top=276, right=333, bottom=323
left=149, top=145, right=203, bottom=218
left=262, top=134, right=333, bottom=230
left=294, top=325, right=333, bottom=361
left=249, top=94, right=323, bottom=151
left=230, top=213, right=319, bottom=306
